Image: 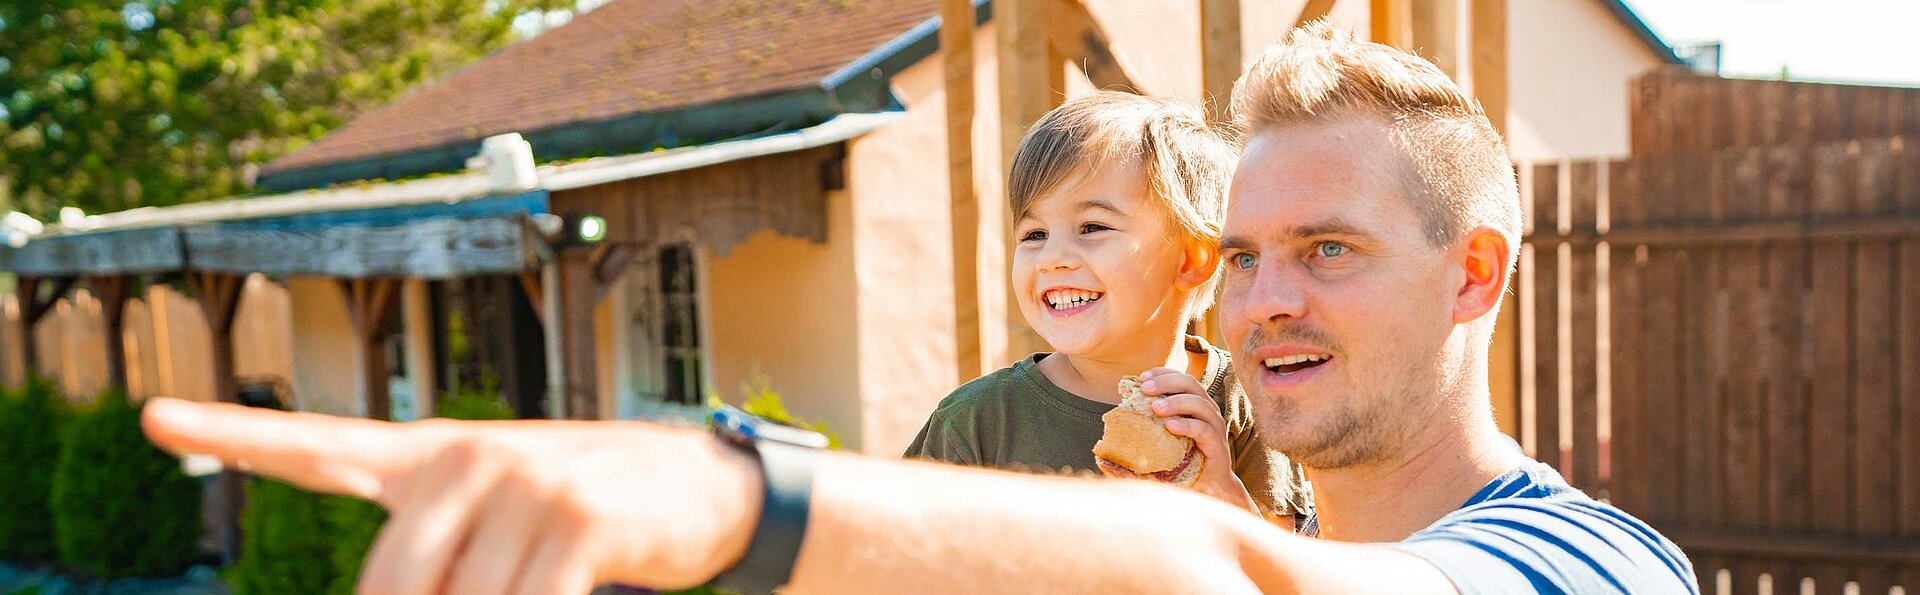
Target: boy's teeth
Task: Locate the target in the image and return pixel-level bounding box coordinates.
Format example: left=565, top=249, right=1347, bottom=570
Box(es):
left=1044, top=289, right=1102, bottom=309
left=1263, top=354, right=1330, bottom=367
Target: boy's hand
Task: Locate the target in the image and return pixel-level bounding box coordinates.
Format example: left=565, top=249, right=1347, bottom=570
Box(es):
left=1137, top=368, right=1258, bottom=515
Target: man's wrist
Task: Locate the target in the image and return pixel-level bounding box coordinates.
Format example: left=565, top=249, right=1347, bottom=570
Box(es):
left=701, top=434, right=765, bottom=583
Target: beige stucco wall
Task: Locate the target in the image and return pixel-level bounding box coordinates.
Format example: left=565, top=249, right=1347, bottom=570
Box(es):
left=705, top=202, right=865, bottom=450
left=1507, top=0, right=1664, bottom=160
left=287, top=276, right=361, bottom=416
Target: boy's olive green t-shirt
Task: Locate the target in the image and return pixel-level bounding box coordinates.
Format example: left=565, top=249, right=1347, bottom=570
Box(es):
left=903, top=336, right=1313, bottom=517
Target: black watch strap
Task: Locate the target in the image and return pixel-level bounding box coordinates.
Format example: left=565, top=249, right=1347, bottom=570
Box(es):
left=710, top=409, right=824, bottom=594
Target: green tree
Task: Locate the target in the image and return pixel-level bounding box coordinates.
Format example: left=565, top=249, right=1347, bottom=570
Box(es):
left=0, top=0, right=568, bottom=218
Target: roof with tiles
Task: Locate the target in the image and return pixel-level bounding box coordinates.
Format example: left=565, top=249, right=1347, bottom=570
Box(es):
left=259, top=0, right=936, bottom=189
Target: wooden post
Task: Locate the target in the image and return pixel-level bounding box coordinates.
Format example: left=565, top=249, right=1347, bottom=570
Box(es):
left=340, top=277, right=402, bottom=420
left=88, top=275, right=132, bottom=391
left=1292, top=0, right=1338, bottom=30
left=186, top=271, right=245, bottom=564
left=997, top=0, right=1052, bottom=361
left=1412, top=0, right=1464, bottom=79
left=943, top=0, right=982, bottom=381
left=554, top=245, right=637, bottom=420
left=1369, top=0, right=1413, bottom=49
left=1468, top=0, right=1517, bottom=438
left=1200, top=0, right=1242, bottom=124
left=1044, top=0, right=1145, bottom=94
left=1469, top=0, right=1508, bottom=132
left=15, top=276, right=74, bottom=378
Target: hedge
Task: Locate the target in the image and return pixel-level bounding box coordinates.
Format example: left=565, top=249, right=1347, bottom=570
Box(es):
left=49, top=389, right=203, bottom=579
left=0, top=378, right=65, bottom=560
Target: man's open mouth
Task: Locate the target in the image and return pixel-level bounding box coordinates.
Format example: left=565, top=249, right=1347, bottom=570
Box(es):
left=1264, top=354, right=1331, bottom=375
left=1042, top=288, right=1104, bottom=311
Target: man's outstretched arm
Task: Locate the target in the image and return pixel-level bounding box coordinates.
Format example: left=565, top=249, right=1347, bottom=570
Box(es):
left=140, top=398, right=1452, bottom=594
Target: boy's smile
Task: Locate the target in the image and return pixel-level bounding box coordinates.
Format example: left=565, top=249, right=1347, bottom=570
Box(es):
left=1039, top=286, right=1104, bottom=316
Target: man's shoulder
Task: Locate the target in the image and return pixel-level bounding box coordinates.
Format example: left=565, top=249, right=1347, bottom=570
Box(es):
left=1396, top=463, right=1697, bottom=594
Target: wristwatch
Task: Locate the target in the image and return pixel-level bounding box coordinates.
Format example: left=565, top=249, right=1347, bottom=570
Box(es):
left=708, top=406, right=828, bottom=594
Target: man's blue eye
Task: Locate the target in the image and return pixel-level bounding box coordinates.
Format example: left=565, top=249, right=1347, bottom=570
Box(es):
left=1317, top=242, right=1349, bottom=258
left=1232, top=253, right=1257, bottom=270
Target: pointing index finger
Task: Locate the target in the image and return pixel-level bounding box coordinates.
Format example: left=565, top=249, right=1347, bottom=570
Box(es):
left=141, top=398, right=441, bottom=503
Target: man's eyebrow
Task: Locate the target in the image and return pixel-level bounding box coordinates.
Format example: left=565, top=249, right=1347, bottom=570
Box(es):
left=1288, top=219, right=1374, bottom=239
left=1218, top=220, right=1377, bottom=250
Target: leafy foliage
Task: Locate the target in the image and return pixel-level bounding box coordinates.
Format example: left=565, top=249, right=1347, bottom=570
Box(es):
left=0, top=0, right=568, bottom=218
left=719, top=374, right=844, bottom=450
left=0, top=377, right=65, bottom=560
left=225, top=479, right=335, bottom=594
left=49, top=390, right=203, bottom=579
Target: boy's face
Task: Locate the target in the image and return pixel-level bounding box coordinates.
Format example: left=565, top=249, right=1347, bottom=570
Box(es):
left=1012, top=160, right=1208, bottom=360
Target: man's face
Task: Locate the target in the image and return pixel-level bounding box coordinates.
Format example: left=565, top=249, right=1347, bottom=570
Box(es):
left=1220, top=117, right=1461, bottom=469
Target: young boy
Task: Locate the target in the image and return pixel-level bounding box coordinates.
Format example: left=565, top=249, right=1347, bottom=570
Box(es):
left=905, top=92, right=1310, bottom=526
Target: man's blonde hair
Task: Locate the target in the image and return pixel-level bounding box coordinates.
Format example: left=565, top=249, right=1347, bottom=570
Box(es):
left=1232, top=21, right=1521, bottom=261
left=1007, top=91, right=1239, bottom=321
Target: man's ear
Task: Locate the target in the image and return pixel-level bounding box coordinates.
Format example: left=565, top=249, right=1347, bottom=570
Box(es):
left=1454, top=227, right=1510, bottom=325
left=1176, top=238, right=1221, bottom=291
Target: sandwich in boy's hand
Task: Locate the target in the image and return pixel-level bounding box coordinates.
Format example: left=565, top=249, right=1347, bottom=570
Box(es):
left=1091, top=375, right=1204, bottom=488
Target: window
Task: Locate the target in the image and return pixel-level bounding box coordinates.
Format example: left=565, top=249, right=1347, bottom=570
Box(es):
left=658, top=244, right=704, bottom=405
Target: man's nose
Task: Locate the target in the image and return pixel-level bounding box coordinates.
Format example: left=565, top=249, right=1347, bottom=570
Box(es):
left=1243, top=263, right=1310, bottom=323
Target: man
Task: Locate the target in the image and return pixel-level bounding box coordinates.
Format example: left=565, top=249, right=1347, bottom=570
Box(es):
left=141, top=23, right=1693, bottom=594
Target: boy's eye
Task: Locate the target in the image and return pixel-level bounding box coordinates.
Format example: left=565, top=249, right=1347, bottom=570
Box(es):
left=1231, top=252, right=1257, bottom=270
left=1080, top=223, right=1112, bottom=234
left=1315, top=242, right=1350, bottom=258
left=1019, top=229, right=1047, bottom=242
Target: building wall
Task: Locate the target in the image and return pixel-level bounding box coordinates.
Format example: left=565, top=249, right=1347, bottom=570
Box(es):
left=287, top=276, right=361, bottom=416
left=1506, top=0, right=1665, bottom=160
left=704, top=199, right=865, bottom=449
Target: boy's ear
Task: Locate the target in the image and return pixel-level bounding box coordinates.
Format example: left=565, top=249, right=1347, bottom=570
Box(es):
left=1174, top=238, right=1220, bottom=291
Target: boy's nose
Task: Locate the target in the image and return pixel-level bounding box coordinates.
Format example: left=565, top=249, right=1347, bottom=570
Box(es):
left=1033, top=241, right=1079, bottom=271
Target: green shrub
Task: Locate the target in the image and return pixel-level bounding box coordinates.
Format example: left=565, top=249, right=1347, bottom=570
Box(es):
left=0, top=378, right=66, bottom=560
left=225, top=479, right=335, bottom=594
left=321, top=496, right=385, bottom=595
left=50, top=389, right=203, bottom=579
left=712, top=375, right=844, bottom=449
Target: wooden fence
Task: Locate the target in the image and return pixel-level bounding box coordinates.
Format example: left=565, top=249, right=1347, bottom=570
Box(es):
left=1515, top=71, right=1920, bottom=594
left=1517, top=137, right=1920, bottom=593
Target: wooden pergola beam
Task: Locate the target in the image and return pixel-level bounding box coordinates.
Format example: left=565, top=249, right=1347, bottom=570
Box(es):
left=997, top=0, right=1054, bottom=360
left=1293, top=0, right=1338, bottom=30
left=184, top=270, right=246, bottom=565
left=1200, top=0, right=1242, bottom=124
left=1045, top=0, right=1145, bottom=94
left=943, top=0, right=982, bottom=381
left=86, top=275, right=133, bottom=391
left=340, top=277, right=403, bottom=420
left=1370, top=0, right=1414, bottom=49
left=1412, top=0, right=1465, bottom=79
left=14, top=275, right=75, bottom=376
left=553, top=244, right=638, bottom=420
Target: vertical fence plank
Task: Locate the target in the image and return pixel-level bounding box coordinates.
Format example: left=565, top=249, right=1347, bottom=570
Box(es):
left=1763, top=142, right=1812, bottom=590
left=1807, top=142, right=1856, bottom=593
left=1894, top=135, right=1920, bottom=594
left=1569, top=162, right=1602, bottom=493
left=1852, top=138, right=1899, bottom=595
left=1609, top=159, right=1650, bottom=517
left=1722, top=146, right=1770, bottom=594
left=1532, top=162, right=1564, bottom=472
left=1644, top=157, right=1686, bottom=531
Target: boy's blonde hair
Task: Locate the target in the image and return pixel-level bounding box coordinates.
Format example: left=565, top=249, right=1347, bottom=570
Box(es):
left=1007, top=91, right=1238, bottom=321
left=1231, top=21, right=1521, bottom=271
